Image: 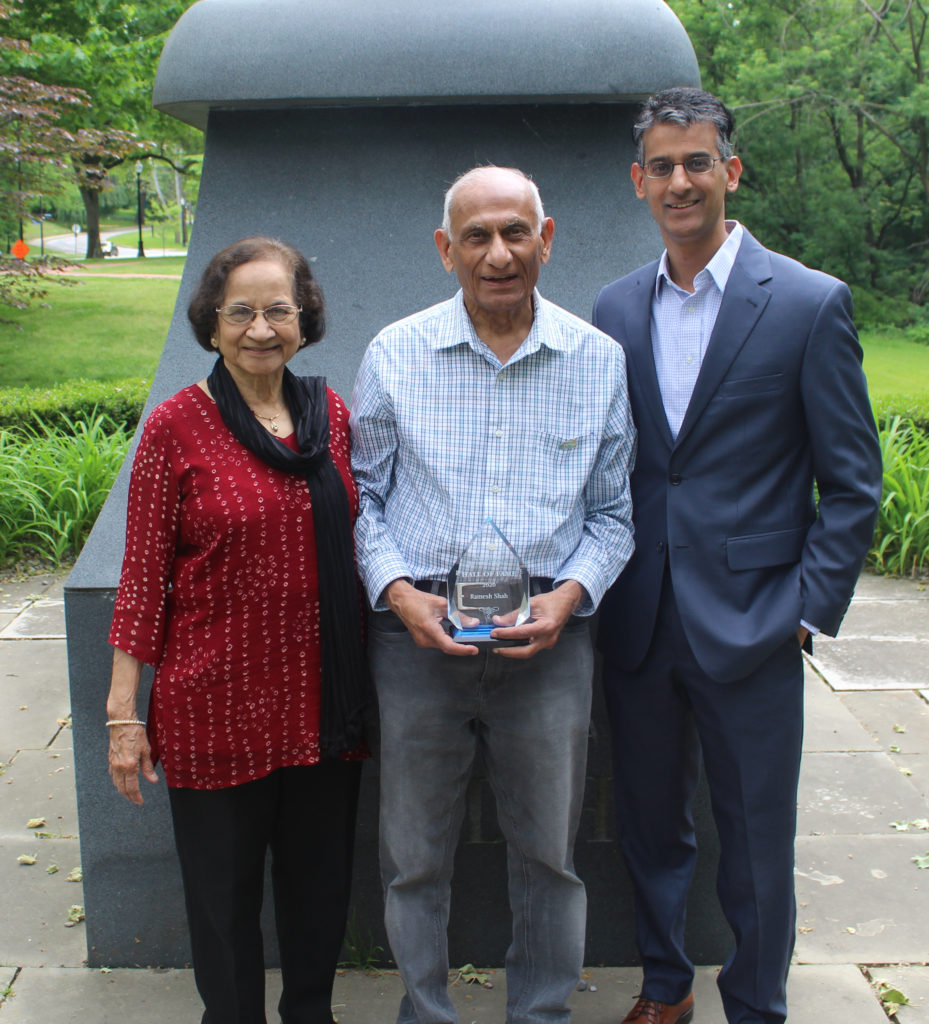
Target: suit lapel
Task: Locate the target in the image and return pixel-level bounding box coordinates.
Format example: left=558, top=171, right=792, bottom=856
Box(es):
left=622, top=265, right=674, bottom=451
left=674, top=232, right=773, bottom=452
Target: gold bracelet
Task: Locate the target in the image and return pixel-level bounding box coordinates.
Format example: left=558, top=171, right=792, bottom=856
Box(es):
left=106, top=719, right=146, bottom=727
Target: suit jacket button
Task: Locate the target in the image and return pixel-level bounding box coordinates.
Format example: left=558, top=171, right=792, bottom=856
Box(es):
left=656, top=541, right=666, bottom=553
left=669, top=473, right=682, bottom=485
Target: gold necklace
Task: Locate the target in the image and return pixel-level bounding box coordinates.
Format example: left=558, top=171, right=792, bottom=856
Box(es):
left=251, top=404, right=286, bottom=433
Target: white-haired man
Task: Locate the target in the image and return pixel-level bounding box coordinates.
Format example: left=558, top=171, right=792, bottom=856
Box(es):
left=351, top=165, right=636, bottom=1024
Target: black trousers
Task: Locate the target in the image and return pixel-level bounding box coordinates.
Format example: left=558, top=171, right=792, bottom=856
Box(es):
left=169, top=759, right=363, bottom=1024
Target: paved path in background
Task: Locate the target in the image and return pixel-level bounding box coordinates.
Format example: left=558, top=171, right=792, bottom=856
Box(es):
left=54, top=272, right=183, bottom=279
left=0, top=570, right=927, bottom=1023
left=39, top=230, right=186, bottom=261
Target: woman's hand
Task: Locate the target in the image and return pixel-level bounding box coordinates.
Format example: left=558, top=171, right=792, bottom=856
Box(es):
left=108, top=724, right=158, bottom=805
left=106, top=648, right=159, bottom=805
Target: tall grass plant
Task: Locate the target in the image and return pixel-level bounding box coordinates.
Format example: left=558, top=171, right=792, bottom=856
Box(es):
left=870, top=418, right=929, bottom=577
left=0, top=413, right=130, bottom=565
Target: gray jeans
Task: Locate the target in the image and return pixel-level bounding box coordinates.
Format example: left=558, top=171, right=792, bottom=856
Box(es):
left=371, top=610, right=593, bottom=1024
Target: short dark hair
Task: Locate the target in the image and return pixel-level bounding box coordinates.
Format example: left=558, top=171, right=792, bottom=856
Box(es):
left=633, top=87, right=736, bottom=165
left=187, top=236, right=325, bottom=352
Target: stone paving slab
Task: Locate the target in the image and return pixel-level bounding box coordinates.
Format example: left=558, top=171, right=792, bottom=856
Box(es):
left=783, top=965, right=892, bottom=1023
left=0, top=747, right=79, bottom=843
left=0, top=579, right=65, bottom=633
left=0, top=966, right=205, bottom=1023
left=807, top=638, right=929, bottom=691
left=869, top=966, right=929, bottom=1023
left=839, top=598, right=929, bottom=640
left=0, top=574, right=65, bottom=607
left=0, top=965, right=15, bottom=997
left=891, top=754, right=929, bottom=805
left=839, top=690, right=929, bottom=754
left=0, top=838, right=87, bottom=968
left=795, top=834, right=929, bottom=963
left=798, top=751, right=929, bottom=836
left=803, top=673, right=880, bottom=752
left=0, top=964, right=889, bottom=1024
left=0, top=599, right=66, bottom=640
left=0, top=575, right=66, bottom=640
left=0, top=640, right=70, bottom=762
left=852, top=573, right=929, bottom=602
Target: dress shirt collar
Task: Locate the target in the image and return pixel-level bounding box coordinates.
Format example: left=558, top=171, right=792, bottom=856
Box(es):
left=655, top=220, right=744, bottom=299
left=432, top=289, right=573, bottom=359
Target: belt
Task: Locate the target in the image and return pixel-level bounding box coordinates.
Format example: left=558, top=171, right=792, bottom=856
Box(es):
left=414, top=577, right=554, bottom=598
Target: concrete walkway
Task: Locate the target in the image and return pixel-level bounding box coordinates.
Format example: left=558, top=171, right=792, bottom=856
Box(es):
left=1, top=570, right=927, bottom=1023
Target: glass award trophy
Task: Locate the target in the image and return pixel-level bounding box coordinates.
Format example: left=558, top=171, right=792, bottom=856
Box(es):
left=446, top=517, right=531, bottom=647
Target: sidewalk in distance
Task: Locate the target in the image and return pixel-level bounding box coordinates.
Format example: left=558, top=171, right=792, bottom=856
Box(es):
left=1, top=569, right=927, bottom=1023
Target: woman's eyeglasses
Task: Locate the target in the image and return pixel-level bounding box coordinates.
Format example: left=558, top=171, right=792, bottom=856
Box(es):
left=215, top=304, right=302, bottom=326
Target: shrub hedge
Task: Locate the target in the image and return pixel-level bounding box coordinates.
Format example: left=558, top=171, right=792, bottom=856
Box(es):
left=872, top=396, right=929, bottom=434
left=0, top=378, right=149, bottom=434
left=0, top=378, right=926, bottom=435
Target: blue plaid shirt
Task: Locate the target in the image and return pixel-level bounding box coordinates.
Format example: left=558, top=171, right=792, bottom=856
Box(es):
left=350, top=289, right=637, bottom=615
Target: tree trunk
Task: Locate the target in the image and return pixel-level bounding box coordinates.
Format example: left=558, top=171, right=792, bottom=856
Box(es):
left=150, top=162, right=167, bottom=206
left=80, top=186, right=103, bottom=259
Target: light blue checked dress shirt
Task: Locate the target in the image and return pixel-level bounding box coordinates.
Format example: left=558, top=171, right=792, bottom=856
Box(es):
left=652, top=221, right=743, bottom=438
left=350, top=289, right=637, bottom=615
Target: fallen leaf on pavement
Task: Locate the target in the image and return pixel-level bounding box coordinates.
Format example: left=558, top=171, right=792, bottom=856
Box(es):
left=64, top=904, right=85, bottom=926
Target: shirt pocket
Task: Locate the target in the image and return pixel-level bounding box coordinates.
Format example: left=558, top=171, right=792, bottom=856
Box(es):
left=528, top=430, right=598, bottom=511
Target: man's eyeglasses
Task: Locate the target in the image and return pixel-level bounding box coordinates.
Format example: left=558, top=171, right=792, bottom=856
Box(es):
left=215, top=304, right=302, bottom=326
left=641, top=155, right=722, bottom=179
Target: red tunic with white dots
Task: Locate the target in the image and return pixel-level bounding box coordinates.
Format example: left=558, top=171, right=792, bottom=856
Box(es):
left=109, top=384, right=359, bottom=790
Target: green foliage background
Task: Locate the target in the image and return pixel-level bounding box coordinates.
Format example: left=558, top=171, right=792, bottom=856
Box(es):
left=668, top=0, right=929, bottom=313
left=0, top=0, right=202, bottom=255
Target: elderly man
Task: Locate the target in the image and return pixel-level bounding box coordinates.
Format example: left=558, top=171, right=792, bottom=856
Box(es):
left=593, top=88, right=882, bottom=1024
left=351, top=165, right=636, bottom=1024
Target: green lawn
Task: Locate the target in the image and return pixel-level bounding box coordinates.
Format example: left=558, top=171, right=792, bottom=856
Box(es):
left=2, top=269, right=928, bottom=405
left=860, top=330, right=929, bottom=395
left=0, top=275, right=181, bottom=386
left=71, top=256, right=187, bottom=276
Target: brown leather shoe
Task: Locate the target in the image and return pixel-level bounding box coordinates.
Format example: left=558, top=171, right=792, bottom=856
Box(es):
left=621, top=992, right=694, bottom=1024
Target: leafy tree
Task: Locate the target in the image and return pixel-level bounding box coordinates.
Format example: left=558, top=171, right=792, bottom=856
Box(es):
left=1, top=0, right=199, bottom=257
left=668, top=0, right=929, bottom=308
left=0, top=0, right=85, bottom=310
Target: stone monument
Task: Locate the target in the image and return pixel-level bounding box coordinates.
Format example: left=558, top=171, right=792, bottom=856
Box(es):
left=65, top=0, right=725, bottom=969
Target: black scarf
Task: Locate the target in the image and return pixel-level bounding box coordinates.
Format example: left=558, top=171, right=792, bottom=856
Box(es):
left=208, top=357, right=366, bottom=756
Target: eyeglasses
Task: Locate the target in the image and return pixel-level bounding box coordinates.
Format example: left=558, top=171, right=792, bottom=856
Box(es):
left=641, top=155, right=722, bottom=179
left=215, top=303, right=302, bottom=326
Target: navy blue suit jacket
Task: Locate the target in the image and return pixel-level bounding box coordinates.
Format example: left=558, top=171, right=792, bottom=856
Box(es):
left=593, top=229, right=882, bottom=683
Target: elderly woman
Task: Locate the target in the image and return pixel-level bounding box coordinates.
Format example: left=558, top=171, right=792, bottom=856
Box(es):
left=105, top=236, right=367, bottom=1024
